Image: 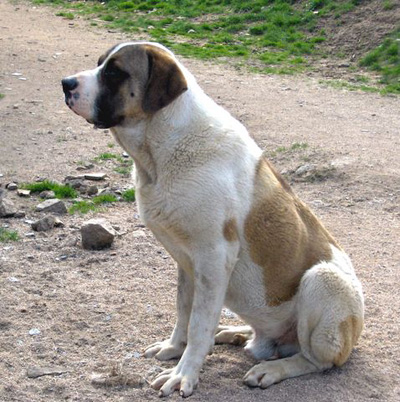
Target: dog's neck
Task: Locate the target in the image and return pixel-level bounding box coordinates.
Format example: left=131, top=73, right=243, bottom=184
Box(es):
left=111, top=83, right=207, bottom=186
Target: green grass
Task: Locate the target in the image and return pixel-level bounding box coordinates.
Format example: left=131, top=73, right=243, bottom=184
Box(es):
left=360, top=29, right=400, bottom=94
left=0, top=93, right=5, bottom=100
left=31, top=0, right=399, bottom=93
left=94, top=151, right=134, bottom=176
left=69, top=194, right=117, bottom=214
left=122, top=188, right=135, bottom=202
left=0, top=227, right=19, bottom=242
left=22, top=180, right=78, bottom=199
left=55, top=11, right=74, bottom=19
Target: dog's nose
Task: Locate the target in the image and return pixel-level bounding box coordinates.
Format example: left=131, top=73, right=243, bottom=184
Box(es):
left=62, top=77, right=78, bottom=94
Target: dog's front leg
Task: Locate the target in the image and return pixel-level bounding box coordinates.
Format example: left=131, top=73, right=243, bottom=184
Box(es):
left=151, top=247, right=230, bottom=397
left=145, top=266, right=193, bottom=360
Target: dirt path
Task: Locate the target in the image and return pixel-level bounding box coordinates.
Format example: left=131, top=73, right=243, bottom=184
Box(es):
left=1, top=2, right=399, bottom=401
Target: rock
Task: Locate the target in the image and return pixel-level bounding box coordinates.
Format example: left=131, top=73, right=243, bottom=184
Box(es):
left=17, top=189, right=31, bottom=197
left=14, top=210, right=26, bottom=219
left=0, top=198, right=17, bottom=217
left=31, top=215, right=56, bottom=232
left=6, top=182, right=18, bottom=190
left=87, top=185, right=98, bottom=196
left=28, top=328, right=41, bottom=336
left=39, top=190, right=55, bottom=199
left=295, top=164, right=316, bottom=176
left=36, top=199, right=67, bottom=215
left=27, top=366, right=67, bottom=379
left=84, top=173, right=107, bottom=181
left=81, top=218, right=116, bottom=250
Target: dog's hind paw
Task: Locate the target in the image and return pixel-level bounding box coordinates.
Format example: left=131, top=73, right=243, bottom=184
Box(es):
left=214, top=325, right=253, bottom=346
left=144, top=339, right=186, bottom=361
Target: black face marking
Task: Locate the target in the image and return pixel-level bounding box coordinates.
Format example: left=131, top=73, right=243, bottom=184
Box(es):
left=73, top=92, right=80, bottom=100
left=93, top=59, right=129, bottom=129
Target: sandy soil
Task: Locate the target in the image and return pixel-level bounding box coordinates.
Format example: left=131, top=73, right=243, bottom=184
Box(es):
left=0, top=2, right=399, bottom=401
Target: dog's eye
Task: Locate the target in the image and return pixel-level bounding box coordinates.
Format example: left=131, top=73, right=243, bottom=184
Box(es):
left=103, top=63, right=129, bottom=82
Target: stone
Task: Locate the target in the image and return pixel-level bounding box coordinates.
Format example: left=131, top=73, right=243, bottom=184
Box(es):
left=81, top=218, right=116, bottom=250
left=31, top=215, right=56, bottom=232
left=39, top=190, right=56, bottom=199
left=84, top=173, right=107, bottom=181
left=17, top=189, right=31, bottom=197
left=36, top=199, right=67, bottom=215
left=0, top=198, right=17, bottom=217
left=6, top=182, right=18, bottom=190
left=295, top=164, right=316, bottom=176
left=27, top=366, right=67, bottom=379
left=87, top=185, right=98, bottom=196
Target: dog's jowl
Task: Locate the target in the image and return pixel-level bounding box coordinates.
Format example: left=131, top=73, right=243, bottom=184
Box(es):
left=62, top=42, right=364, bottom=398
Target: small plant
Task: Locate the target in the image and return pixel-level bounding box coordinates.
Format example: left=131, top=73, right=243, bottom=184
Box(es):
left=22, top=180, right=78, bottom=199
left=69, top=194, right=117, bottom=214
left=122, top=188, right=135, bottom=202
left=56, top=11, right=74, bottom=20
left=69, top=200, right=97, bottom=214
left=0, top=228, right=19, bottom=242
left=0, top=93, right=5, bottom=100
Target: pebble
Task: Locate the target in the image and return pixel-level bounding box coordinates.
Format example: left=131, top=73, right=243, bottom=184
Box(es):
left=17, top=189, right=31, bottom=197
left=0, top=198, right=17, bottom=217
left=31, top=215, right=57, bottom=232
left=295, top=164, right=316, bottom=176
left=36, top=199, right=67, bottom=215
left=26, top=366, right=67, bottom=379
left=28, top=328, right=41, bottom=336
left=81, top=218, right=117, bottom=250
left=6, top=182, right=18, bottom=190
left=84, top=173, right=107, bottom=181
left=39, top=190, right=55, bottom=199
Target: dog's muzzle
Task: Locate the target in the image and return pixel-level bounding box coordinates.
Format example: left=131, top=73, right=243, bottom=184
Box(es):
left=62, top=77, right=79, bottom=105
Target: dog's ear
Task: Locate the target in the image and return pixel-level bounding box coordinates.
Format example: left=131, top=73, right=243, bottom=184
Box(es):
left=97, top=44, right=120, bottom=66
left=142, top=46, right=188, bottom=114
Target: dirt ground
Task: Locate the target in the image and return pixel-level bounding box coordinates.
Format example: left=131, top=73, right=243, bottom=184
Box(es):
left=1, top=1, right=399, bottom=401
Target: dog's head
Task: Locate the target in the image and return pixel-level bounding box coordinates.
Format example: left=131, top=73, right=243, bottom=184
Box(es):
left=61, top=42, right=188, bottom=129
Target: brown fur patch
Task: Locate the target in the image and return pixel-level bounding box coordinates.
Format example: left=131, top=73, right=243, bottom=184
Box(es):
left=141, top=45, right=188, bottom=113
left=245, top=155, right=339, bottom=306
left=223, top=218, right=239, bottom=242
left=334, top=316, right=363, bottom=366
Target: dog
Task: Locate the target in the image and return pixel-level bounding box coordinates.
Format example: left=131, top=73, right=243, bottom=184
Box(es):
left=62, top=42, right=364, bottom=397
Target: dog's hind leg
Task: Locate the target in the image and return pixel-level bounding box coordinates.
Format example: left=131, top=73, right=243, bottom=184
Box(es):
left=244, top=253, right=363, bottom=389
left=215, top=325, right=253, bottom=346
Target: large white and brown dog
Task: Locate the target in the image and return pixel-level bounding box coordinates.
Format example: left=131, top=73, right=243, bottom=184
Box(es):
left=62, top=42, right=364, bottom=397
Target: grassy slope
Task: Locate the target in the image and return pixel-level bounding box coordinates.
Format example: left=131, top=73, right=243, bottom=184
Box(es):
left=33, top=0, right=399, bottom=93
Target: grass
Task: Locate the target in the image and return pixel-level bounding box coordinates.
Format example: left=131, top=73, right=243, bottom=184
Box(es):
left=30, top=0, right=399, bottom=93
left=94, top=152, right=134, bottom=177
left=0, top=93, right=5, bottom=100
left=30, top=0, right=361, bottom=75
left=360, top=29, right=400, bottom=94
left=0, top=227, right=19, bottom=242
left=122, top=188, right=135, bottom=202
left=22, top=180, right=78, bottom=199
left=69, top=194, right=118, bottom=214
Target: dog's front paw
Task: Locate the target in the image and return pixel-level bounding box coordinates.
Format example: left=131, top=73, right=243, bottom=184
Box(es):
left=151, top=367, right=198, bottom=397
left=144, top=339, right=186, bottom=361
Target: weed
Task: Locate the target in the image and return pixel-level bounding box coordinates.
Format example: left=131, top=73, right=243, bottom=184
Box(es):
left=22, top=180, right=78, bottom=199
left=122, top=188, right=135, bottom=202
left=107, top=143, right=115, bottom=148
left=0, top=227, right=19, bottom=242
left=56, top=11, right=74, bottom=20
left=0, top=93, right=5, bottom=100
left=69, top=200, right=98, bottom=214
left=360, top=30, right=400, bottom=94
left=69, top=194, right=117, bottom=214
